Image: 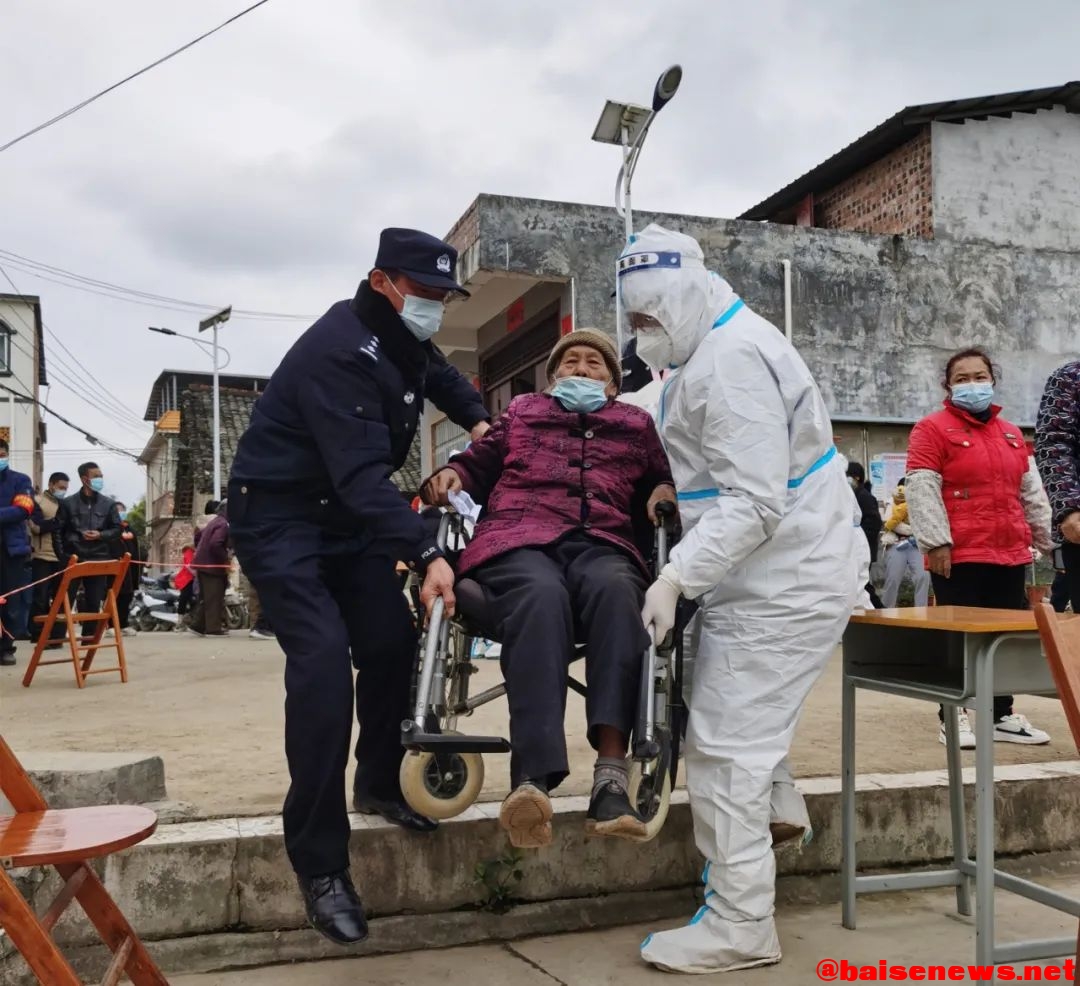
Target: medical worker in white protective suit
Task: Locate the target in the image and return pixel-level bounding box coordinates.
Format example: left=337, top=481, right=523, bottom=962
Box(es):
left=625, top=225, right=863, bottom=974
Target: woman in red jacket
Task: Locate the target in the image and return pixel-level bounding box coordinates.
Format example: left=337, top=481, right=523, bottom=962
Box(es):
left=906, top=348, right=1054, bottom=748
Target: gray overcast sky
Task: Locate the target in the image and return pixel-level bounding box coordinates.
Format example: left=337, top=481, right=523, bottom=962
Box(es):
left=3, top=0, right=1079, bottom=502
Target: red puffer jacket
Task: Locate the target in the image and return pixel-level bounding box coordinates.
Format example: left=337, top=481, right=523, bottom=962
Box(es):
left=907, top=402, right=1032, bottom=566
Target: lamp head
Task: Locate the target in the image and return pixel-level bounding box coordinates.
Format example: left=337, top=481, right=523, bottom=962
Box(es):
left=652, top=65, right=682, bottom=111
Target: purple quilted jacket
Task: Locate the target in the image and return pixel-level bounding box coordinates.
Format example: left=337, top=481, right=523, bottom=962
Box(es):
left=1035, top=360, right=1080, bottom=527
left=444, top=393, right=674, bottom=575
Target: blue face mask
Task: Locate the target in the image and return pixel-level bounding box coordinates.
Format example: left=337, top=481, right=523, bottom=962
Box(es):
left=89, top=477, right=105, bottom=493
left=386, top=277, right=444, bottom=342
left=0, top=458, right=9, bottom=472
left=951, top=382, right=994, bottom=413
left=551, top=376, right=609, bottom=413
left=118, top=511, right=128, bottom=522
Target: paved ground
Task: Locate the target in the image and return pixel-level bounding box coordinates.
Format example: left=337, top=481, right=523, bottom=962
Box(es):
left=0, top=631, right=1073, bottom=818
left=174, top=871, right=1080, bottom=984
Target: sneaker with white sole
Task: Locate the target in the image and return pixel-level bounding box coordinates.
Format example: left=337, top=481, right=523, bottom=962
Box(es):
left=994, top=713, right=1050, bottom=745
left=938, top=710, right=976, bottom=749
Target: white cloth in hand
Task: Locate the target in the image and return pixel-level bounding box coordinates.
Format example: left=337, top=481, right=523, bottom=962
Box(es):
left=642, top=564, right=683, bottom=647
left=447, top=489, right=481, bottom=522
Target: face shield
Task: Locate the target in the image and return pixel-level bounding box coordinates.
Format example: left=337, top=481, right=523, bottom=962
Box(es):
left=618, top=249, right=709, bottom=371
left=615, top=223, right=717, bottom=371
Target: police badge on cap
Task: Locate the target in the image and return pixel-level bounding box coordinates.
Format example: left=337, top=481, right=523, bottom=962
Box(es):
left=375, top=228, right=470, bottom=296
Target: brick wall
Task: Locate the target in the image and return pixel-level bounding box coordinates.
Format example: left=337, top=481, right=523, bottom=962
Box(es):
left=815, top=128, right=933, bottom=238
left=149, top=518, right=194, bottom=570
left=445, top=198, right=480, bottom=255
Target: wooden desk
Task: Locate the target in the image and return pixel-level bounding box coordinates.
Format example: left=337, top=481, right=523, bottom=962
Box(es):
left=842, top=606, right=1077, bottom=966
left=851, top=606, right=1037, bottom=633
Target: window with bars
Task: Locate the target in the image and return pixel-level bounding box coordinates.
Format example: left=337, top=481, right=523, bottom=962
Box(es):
left=0, top=322, right=12, bottom=375
left=432, top=417, right=469, bottom=470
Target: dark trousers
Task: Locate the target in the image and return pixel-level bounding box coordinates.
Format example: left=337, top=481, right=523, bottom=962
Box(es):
left=474, top=536, right=650, bottom=791
left=29, top=558, right=63, bottom=640
left=68, top=574, right=107, bottom=642
left=231, top=509, right=415, bottom=878
left=0, top=552, right=31, bottom=654
left=1060, top=543, right=1080, bottom=613
left=117, top=591, right=132, bottom=629
left=931, top=563, right=1025, bottom=722
left=1050, top=570, right=1070, bottom=614
left=70, top=575, right=107, bottom=613
left=177, top=582, right=194, bottom=616
left=190, top=572, right=227, bottom=634
left=866, top=539, right=883, bottom=609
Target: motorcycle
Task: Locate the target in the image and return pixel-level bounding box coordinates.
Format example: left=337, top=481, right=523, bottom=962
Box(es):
left=130, top=574, right=182, bottom=632
left=224, top=586, right=248, bottom=631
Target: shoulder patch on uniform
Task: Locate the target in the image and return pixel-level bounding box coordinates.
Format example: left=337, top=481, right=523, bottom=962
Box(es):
left=359, top=337, right=380, bottom=362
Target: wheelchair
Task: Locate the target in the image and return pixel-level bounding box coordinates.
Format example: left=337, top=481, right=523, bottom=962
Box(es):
left=399, top=501, right=688, bottom=841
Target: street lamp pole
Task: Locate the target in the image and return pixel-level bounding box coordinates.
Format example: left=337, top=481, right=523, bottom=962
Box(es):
left=591, top=66, right=683, bottom=357
left=198, top=307, right=232, bottom=500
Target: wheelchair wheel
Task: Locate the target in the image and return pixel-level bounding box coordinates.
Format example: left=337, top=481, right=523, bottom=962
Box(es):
left=399, top=730, right=485, bottom=821
left=627, top=758, right=672, bottom=843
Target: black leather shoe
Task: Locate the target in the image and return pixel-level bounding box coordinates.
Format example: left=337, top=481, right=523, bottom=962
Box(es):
left=0, top=652, right=14, bottom=667
left=353, top=793, right=438, bottom=832
left=297, top=870, right=368, bottom=945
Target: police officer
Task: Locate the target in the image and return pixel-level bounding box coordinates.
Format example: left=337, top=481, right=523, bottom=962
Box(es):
left=228, top=228, right=490, bottom=944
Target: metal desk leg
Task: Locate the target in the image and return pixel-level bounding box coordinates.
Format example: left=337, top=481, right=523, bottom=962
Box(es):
left=841, top=671, right=857, bottom=929
left=942, top=703, right=972, bottom=916
left=974, top=647, right=996, bottom=966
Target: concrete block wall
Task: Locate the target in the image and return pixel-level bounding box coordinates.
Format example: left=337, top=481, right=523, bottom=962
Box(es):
left=814, top=128, right=933, bottom=238
left=467, top=194, right=1080, bottom=426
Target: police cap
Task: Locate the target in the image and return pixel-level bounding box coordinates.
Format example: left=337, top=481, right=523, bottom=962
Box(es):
left=374, top=228, right=470, bottom=296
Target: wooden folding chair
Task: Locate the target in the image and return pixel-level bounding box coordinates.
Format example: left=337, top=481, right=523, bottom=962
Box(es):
left=0, top=735, right=168, bottom=984
left=21, top=555, right=132, bottom=689
left=1032, top=601, right=1080, bottom=985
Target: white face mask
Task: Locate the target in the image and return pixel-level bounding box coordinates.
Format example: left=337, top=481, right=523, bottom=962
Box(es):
left=384, top=276, right=445, bottom=342
left=636, top=330, right=674, bottom=371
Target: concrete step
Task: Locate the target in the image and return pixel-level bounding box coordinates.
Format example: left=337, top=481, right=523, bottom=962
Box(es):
left=0, top=752, right=166, bottom=813
left=3, top=761, right=1080, bottom=984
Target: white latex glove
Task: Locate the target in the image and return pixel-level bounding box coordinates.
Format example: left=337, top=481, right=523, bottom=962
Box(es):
left=641, top=564, right=683, bottom=647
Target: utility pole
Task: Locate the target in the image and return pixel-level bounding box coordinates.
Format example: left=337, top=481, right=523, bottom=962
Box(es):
left=198, top=306, right=232, bottom=499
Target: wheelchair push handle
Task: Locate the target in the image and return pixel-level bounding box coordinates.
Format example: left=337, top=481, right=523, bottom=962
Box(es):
left=655, top=500, right=676, bottom=520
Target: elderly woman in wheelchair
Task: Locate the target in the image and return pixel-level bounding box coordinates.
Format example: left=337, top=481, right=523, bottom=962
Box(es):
left=414, top=329, right=678, bottom=849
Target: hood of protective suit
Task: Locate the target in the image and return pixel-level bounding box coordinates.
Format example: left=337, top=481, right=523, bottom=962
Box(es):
left=618, top=224, right=737, bottom=369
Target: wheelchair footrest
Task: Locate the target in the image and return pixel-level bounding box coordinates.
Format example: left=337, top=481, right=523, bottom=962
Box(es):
left=402, top=730, right=512, bottom=754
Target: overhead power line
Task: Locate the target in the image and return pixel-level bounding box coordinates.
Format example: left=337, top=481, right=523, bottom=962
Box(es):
left=0, top=0, right=274, bottom=155
left=0, top=263, right=149, bottom=432
left=0, top=382, right=138, bottom=460
left=0, top=249, right=311, bottom=322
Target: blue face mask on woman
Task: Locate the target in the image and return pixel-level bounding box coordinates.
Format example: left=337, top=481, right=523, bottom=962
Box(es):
left=551, top=376, right=609, bottom=413
left=951, top=382, right=994, bottom=413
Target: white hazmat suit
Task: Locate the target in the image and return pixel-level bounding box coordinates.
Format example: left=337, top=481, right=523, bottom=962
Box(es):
left=624, top=225, right=862, bottom=974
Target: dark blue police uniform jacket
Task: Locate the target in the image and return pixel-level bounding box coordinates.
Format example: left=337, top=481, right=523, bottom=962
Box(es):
left=229, top=282, right=488, bottom=564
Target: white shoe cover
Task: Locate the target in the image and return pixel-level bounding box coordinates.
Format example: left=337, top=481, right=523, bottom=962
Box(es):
left=640, top=905, right=781, bottom=974
left=770, top=776, right=813, bottom=847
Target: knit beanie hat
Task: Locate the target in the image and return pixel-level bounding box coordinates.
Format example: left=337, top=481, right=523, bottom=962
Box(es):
left=545, top=329, right=622, bottom=391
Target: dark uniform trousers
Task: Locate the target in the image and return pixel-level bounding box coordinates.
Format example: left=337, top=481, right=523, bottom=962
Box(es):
left=229, top=487, right=415, bottom=878
left=473, top=534, right=649, bottom=792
